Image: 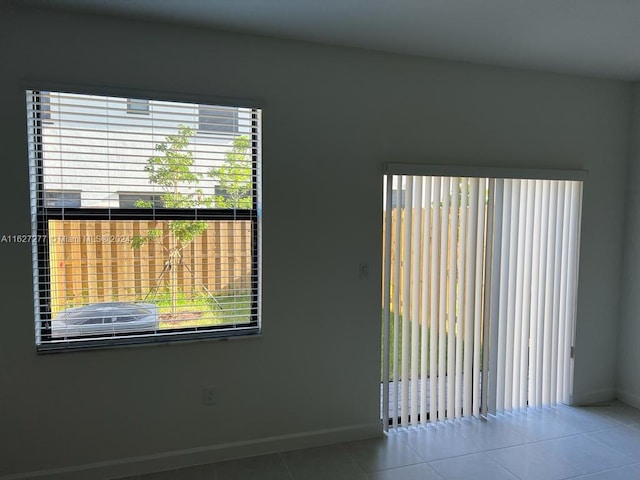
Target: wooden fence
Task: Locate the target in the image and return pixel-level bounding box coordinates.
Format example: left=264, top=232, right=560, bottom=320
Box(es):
left=48, top=219, right=251, bottom=314
left=383, top=206, right=488, bottom=318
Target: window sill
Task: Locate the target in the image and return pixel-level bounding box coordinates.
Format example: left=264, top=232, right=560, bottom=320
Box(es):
left=36, top=328, right=262, bottom=354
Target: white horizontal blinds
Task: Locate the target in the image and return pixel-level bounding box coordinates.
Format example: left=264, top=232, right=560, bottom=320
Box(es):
left=26, top=90, right=261, bottom=348
left=382, top=174, right=488, bottom=426
left=491, top=178, right=583, bottom=413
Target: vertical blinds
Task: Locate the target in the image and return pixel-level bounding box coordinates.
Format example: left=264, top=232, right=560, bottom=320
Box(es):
left=382, top=174, right=582, bottom=428
left=26, top=90, right=261, bottom=350
left=490, top=178, right=582, bottom=413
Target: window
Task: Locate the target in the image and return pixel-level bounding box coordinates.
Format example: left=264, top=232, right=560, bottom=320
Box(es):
left=27, top=90, right=261, bottom=351
left=40, top=91, right=51, bottom=121
left=44, top=190, right=81, bottom=208
left=126, top=98, right=149, bottom=114
left=199, top=105, right=238, bottom=134
left=118, top=193, right=163, bottom=208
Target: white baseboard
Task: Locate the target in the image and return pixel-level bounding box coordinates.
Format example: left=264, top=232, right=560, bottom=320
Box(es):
left=616, top=388, right=640, bottom=409
left=570, top=388, right=617, bottom=406
left=1, top=422, right=382, bottom=480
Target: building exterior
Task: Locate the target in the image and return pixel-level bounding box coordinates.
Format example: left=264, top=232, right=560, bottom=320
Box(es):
left=37, top=91, right=253, bottom=209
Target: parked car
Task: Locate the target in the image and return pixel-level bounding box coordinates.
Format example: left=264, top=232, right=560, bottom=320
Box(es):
left=51, top=302, right=158, bottom=338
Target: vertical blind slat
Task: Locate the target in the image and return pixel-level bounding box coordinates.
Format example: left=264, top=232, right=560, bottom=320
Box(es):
left=382, top=176, right=393, bottom=431
left=447, top=178, right=459, bottom=419
left=437, top=177, right=450, bottom=421
left=504, top=180, right=520, bottom=411
left=429, top=177, right=441, bottom=423
left=513, top=181, right=528, bottom=409
left=392, top=179, right=403, bottom=429
left=455, top=178, right=468, bottom=418
left=496, top=179, right=512, bottom=414
left=400, top=177, right=413, bottom=426
left=542, top=181, right=558, bottom=405
left=420, top=177, right=432, bottom=425
left=410, top=178, right=422, bottom=425
left=528, top=180, right=542, bottom=408
left=463, top=178, right=478, bottom=416
left=472, top=179, right=485, bottom=417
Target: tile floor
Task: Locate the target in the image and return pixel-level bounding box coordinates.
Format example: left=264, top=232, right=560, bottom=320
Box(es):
left=120, top=401, right=640, bottom=480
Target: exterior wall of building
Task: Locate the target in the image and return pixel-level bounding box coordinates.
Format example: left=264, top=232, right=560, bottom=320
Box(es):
left=38, top=92, right=252, bottom=208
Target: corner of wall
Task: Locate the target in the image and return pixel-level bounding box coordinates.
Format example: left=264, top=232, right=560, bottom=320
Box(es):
left=615, top=82, right=640, bottom=400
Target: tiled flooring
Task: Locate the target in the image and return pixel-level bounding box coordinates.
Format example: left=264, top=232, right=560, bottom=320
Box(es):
left=121, top=401, right=640, bottom=480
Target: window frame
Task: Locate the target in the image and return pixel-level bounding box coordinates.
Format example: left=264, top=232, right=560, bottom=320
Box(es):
left=118, top=192, right=164, bottom=209
left=198, top=104, right=239, bottom=134
left=44, top=190, right=82, bottom=208
left=126, top=98, right=150, bottom=114
left=39, top=91, right=52, bottom=121
left=27, top=87, right=262, bottom=352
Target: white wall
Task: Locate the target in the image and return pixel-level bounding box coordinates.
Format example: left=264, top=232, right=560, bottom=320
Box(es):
left=0, top=6, right=631, bottom=479
left=618, top=84, right=640, bottom=407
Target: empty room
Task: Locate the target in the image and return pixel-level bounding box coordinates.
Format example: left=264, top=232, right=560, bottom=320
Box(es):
left=3, top=1, right=640, bottom=479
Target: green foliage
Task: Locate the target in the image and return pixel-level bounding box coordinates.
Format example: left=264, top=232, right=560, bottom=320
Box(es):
left=151, top=288, right=252, bottom=329
left=169, top=220, right=207, bottom=245
left=145, top=125, right=200, bottom=188
left=131, top=228, right=162, bottom=249
left=209, top=135, right=252, bottom=209
left=131, top=125, right=208, bottom=250
left=129, top=124, right=253, bottom=315
left=134, top=199, right=154, bottom=208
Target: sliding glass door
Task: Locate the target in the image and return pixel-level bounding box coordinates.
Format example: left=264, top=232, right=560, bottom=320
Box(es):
left=381, top=170, right=583, bottom=429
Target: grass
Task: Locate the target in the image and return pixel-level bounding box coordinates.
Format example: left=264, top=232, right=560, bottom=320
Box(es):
left=382, top=311, right=484, bottom=382
left=58, top=289, right=252, bottom=329
left=151, top=289, right=252, bottom=329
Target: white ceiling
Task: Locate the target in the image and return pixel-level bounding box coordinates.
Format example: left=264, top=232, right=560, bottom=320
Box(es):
left=13, top=0, right=640, bottom=81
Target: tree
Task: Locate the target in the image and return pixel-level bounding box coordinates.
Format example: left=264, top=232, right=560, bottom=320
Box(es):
left=209, top=135, right=252, bottom=209
left=132, top=128, right=253, bottom=315
left=131, top=124, right=209, bottom=313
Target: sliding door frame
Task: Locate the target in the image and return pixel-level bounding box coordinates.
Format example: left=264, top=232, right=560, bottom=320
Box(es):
left=382, top=164, right=587, bottom=429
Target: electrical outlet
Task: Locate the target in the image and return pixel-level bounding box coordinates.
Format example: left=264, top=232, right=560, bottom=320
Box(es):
left=202, top=386, right=216, bottom=406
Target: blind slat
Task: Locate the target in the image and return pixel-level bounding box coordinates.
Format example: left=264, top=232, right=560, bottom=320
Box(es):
left=429, top=177, right=441, bottom=423
left=420, top=177, right=431, bottom=425
left=410, top=178, right=422, bottom=426
left=446, top=178, right=458, bottom=419
left=400, top=176, right=413, bottom=427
